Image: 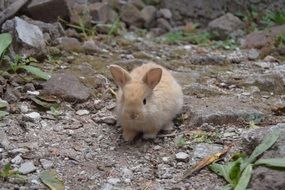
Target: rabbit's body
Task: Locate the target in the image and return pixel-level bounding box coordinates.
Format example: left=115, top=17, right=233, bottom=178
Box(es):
left=110, top=63, right=183, bottom=141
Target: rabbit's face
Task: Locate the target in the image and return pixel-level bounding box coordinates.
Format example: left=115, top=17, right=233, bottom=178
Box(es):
left=120, top=82, right=152, bottom=122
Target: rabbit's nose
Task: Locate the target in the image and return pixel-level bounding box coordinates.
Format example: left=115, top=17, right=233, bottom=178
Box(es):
left=130, top=113, right=139, bottom=120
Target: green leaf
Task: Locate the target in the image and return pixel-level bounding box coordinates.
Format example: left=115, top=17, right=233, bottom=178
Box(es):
left=234, top=164, right=252, bottom=190
left=255, top=158, right=285, bottom=168
left=31, top=97, right=57, bottom=109
left=40, top=170, right=64, bottom=190
left=220, top=184, right=233, bottom=190
left=245, top=129, right=280, bottom=166
left=0, top=100, right=8, bottom=109
left=0, top=111, right=9, bottom=118
left=18, top=65, right=50, bottom=80
left=209, top=163, right=232, bottom=184
left=0, top=33, right=12, bottom=57
left=209, top=158, right=243, bottom=187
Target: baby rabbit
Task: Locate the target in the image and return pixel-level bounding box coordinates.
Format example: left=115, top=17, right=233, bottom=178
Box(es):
left=109, top=62, right=183, bottom=141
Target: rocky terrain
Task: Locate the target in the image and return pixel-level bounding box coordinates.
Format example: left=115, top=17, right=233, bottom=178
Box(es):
left=0, top=0, right=285, bottom=190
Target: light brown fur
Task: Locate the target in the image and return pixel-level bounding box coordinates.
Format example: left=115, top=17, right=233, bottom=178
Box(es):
left=110, top=62, right=183, bottom=141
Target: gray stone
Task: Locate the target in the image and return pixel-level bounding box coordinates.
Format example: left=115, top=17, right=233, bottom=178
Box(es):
left=23, top=112, right=41, bottom=122
left=0, top=130, right=10, bottom=149
left=141, top=5, right=157, bottom=28
left=157, top=163, right=173, bottom=179
left=133, top=0, right=145, bottom=10
left=175, top=152, right=189, bottom=162
left=89, top=2, right=111, bottom=24
left=208, top=13, right=244, bottom=40
left=11, top=155, right=23, bottom=165
left=18, top=161, right=37, bottom=174
left=98, top=115, right=116, bottom=125
left=192, top=143, right=224, bottom=162
left=244, top=73, right=285, bottom=94
left=242, top=24, right=285, bottom=49
left=56, top=37, right=81, bottom=51
left=23, top=17, right=63, bottom=41
left=76, top=109, right=90, bottom=116
left=26, top=0, right=70, bottom=22
left=2, top=17, right=46, bottom=57
left=190, top=54, right=227, bottom=65
left=247, top=49, right=260, bottom=60
left=157, top=8, right=172, bottom=19
left=42, top=72, right=91, bottom=102
left=20, top=103, right=29, bottom=113
left=107, top=177, right=120, bottom=185
left=121, top=167, right=133, bottom=183
left=120, top=3, right=144, bottom=27
left=161, top=0, right=224, bottom=20
left=156, top=18, right=172, bottom=31
left=185, top=96, right=265, bottom=127
left=40, top=159, right=53, bottom=169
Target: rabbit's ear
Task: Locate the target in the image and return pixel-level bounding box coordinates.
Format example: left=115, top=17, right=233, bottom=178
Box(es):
left=143, top=68, right=162, bottom=89
left=110, top=65, right=131, bottom=88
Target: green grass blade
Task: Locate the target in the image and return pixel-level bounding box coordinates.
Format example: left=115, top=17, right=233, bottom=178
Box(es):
left=234, top=165, right=252, bottom=190
left=0, top=33, right=12, bottom=57
left=0, top=111, right=9, bottom=118
left=255, top=158, right=285, bottom=168
left=18, top=65, right=50, bottom=80
left=209, top=163, right=232, bottom=184
left=246, top=129, right=280, bottom=164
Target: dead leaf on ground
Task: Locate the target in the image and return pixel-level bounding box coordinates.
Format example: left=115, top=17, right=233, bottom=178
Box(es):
left=40, top=170, right=64, bottom=190
left=182, top=145, right=232, bottom=180
left=272, top=105, right=285, bottom=116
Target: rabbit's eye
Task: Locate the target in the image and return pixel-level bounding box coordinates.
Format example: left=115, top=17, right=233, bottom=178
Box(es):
left=143, top=98, right=146, bottom=105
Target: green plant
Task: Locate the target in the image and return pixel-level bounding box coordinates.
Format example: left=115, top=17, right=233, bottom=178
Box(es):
left=176, top=135, right=187, bottom=147
left=261, top=8, right=285, bottom=26
left=108, top=17, right=122, bottom=36
left=0, top=33, right=12, bottom=62
left=0, top=164, right=22, bottom=181
left=9, top=55, right=50, bottom=80
left=209, top=129, right=285, bottom=190
left=59, top=17, right=97, bottom=39
left=209, top=39, right=238, bottom=50
left=275, top=35, right=285, bottom=47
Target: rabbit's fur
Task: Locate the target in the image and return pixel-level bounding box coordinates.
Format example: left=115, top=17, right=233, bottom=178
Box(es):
left=110, top=62, right=183, bottom=141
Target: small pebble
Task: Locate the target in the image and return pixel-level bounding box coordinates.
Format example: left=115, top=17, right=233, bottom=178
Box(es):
left=18, top=161, right=37, bottom=174
left=107, top=177, right=121, bottom=185
left=76, top=109, right=90, bottom=116
left=175, top=152, right=189, bottom=162
left=24, top=112, right=41, bottom=122
left=11, top=155, right=23, bottom=165
left=40, top=159, right=53, bottom=169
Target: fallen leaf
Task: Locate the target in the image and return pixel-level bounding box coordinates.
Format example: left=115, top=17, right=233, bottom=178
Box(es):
left=182, top=145, right=232, bottom=180
left=40, top=170, right=64, bottom=190
left=272, top=105, right=285, bottom=116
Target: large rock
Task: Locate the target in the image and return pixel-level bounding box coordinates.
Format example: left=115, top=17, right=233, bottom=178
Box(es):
left=25, top=0, right=70, bottom=22
left=56, top=37, right=82, bottom=51
left=23, top=16, right=63, bottom=42
left=120, top=3, right=144, bottom=27
left=141, top=5, right=157, bottom=28
left=42, top=72, right=91, bottom=102
left=242, top=24, right=285, bottom=49
left=242, top=123, right=285, bottom=190
left=243, top=72, right=285, bottom=95
left=89, top=2, right=113, bottom=24
left=208, top=13, right=244, bottom=40
left=184, top=96, right=266, bottom=127
left=1, top=17, right=46, bottom=58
